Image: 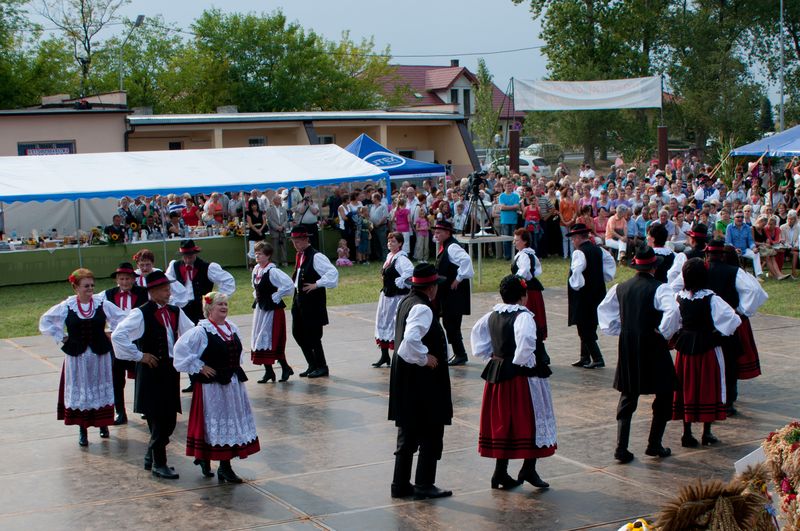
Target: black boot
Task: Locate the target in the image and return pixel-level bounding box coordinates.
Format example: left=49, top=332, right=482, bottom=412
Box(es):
left=584, top=340, right=605, bottom=368
left=194, top=458, right=214, bottom=478
left=681, top=422, right=699, bottom=448
left=644, top=415, right=671, bottom=458
left=99, top=426, right=110, bottom=439
left=491, top=458, right=522, bottom=490
left=217, top=460, right=243, bottom=483
left=278, top=359, right=294, bottom=382
left=572, top=341, right=590, bottom=367
left=702, top=422, right=719, bottom=446
left=372, top=348, right=391, bottom=368
left=391, top=453, right=414, bottom=498
left=78, top=427, right=88, bottom=447
left=258, top=365, right=276, bottom=383
left=614, top=419, right=634, bottom=463
left=518, top=458, right=549, bottom=489
left=413, top=453, right=452, bottom=499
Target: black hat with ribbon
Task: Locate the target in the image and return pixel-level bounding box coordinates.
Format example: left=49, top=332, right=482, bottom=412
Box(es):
left=630, top=245, right=662, bottom=271
left=290, top=226, right=310, bottom=239
left=410, top=263, right=446, bottom=287
left=565, top=223, right=592, bottom=237
left=178, top=239, right=202, bottom=254
left=432, top=220, right=455, bottom=233
left=144, top=270, right=171, bottom=289
left=111, top=262, right=137, bottom=278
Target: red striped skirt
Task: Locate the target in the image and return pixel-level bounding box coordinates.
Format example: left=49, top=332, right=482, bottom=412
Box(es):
left=57, top=364, right=114, bottom=428
left=478, top=375, right=556, bottom=459
left=673, top=348, right=727, bottom=423
left=375, top=339, right=394, bottom=350
left=525, top=290, right=548, bottom=340
left=251, top=308, right=287, bottom=365
left=186, top=383, right=260, bottom=461
left=735, top=317, right=761, bottom=380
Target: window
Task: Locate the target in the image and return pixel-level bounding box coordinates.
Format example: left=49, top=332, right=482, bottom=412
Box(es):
left=450, top=89, right=459, bottom=104
left=168, top=141, right=183, bottom=150
left=318, top=134, right=335, bottom=145
left=248, top=136, right=267, bottom=147
left=463, top=89, right=471, bottom=116
left=17, top=140, right=75, bottom=156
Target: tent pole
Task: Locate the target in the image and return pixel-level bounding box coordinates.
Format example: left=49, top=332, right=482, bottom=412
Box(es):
left=160, top=200, right=168, bottom=268
left=242, top=190, right=249, bottom=269
left=74, top=200, right=83, bottom=267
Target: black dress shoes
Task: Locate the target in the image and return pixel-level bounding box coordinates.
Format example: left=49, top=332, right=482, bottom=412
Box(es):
left=614, top=448, right=634, bottom=464
left=681, top=435, right=699, bottom=448
left=447, top=355, right=468, bottom=366
left=584, top=360, right=605, bottom=369
left=194, top=459, right=214, bottom=478
left=571, top=360, right=589, bottom=367
left=99, top=426, right=110, bottom=438
left=279, top=366, right=294, bottom=382
left=152, top=465, right=180, bottom=479
left=391, top=483, right=415, bottom=498
left=702, top=433, right=720, bottom=446
left=78, top=427, right=88, bottom=447
left=181, top=384, right=194, bottom=393
left=413, top=485, right=453, bottom=500
left=113, top=414, right=128, bottom=425
left=644, top=445, right=672, bottom=458
left=491, top=473, right=523, bottom=490
left=299, top=367, right=314, bottom=377
left=307, top=367, right=329, bottom=378
left=518, top=471, right=549, bottom=490
left=258, top=366, right=276, bottom=383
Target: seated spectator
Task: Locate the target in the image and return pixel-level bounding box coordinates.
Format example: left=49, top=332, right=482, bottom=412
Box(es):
left=605, top=204, right=628, bottom=262
left=714, top=208, right=732, bottom=239
left=143, top=215, right=163, bottom=241
left=780, top=210, right=799, bottom=278
left=669, top=209, right=691, bottom=252
left=763, top=215, right=789, bottom=280
left=166, top=211, right=186, bottom=238
left=105, top=214, right=126, bottom=244
left=725, top=210, right=763, bottom=279
left=593, top=207, right=609, bottom=245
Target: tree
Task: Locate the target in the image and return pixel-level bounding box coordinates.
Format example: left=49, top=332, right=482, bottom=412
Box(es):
left=37, top=0, right=129, bottom=95
left=470, top=58, right=498, bottom=149
left=759, top=96, right=775, bottom=133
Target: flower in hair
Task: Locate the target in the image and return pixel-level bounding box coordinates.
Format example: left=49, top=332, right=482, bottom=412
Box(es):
left=68, top=274, right=77, bottom=284
left=519, top=279, right=527, bottom=289
left=204, top=295, right=213, bottom=305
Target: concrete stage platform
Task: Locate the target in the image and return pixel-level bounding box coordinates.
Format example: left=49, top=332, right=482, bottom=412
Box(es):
left=0, top=289, right=797, bottom=530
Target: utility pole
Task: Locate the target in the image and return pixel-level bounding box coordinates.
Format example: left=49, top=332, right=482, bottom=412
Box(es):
left=118, top=15, right=145, bottom=92
left=779, top=0, right=785, bottom=132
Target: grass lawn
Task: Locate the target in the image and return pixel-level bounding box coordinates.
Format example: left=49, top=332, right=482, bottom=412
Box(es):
left=1, top=256, right=797, bottom=339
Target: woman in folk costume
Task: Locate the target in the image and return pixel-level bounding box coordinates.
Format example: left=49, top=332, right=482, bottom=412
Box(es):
left=470, top=275, right=557, bottom=491
left=372, top=232, right=414, bottom=368
left=511, top=228, right=549, bottom=363
left=39, top=268, right=127, bottom=447
left=132, top=248, right=189, bottom=306
left=173, top=292, right=260, bottom=483
left=250, top=241, right=295, bottom=383
left=673, top=258, right=741, bottom=447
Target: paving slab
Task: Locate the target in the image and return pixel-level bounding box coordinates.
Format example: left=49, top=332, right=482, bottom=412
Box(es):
left=0, top=287, right=797, bottom=530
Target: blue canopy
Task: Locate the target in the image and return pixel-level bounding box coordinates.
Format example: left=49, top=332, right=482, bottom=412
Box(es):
left=344, top=134, right=446, bottom=179
left=730, top=124, right=800, bottom=157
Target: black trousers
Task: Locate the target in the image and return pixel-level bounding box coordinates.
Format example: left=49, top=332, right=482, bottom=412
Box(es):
left=576, top=321, right=603, bottom=362
left=394, top=423, right=445, bottom=487
left=616, top=391, right=673, bottom=447
left=146, top=409, right=178, bottom=467
left=721, top=344, right=739, bottom=405
left=291, top=313, right=327, bottom=369
left=441, top=312, right=466, bottom=358
left=111, top=355, right=129, bottom=417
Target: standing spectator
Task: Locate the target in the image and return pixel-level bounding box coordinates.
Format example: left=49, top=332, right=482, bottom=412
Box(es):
left=413, top=204, right=430, bottom=262
left=266, top=195, right=289, bottom=267
left=498, top=181, right=521, bottom=260
left=780, top=210, right=799, bottom=278
left=725, top=211, right=763, bottom=279
left=167, top=194, right=185, bottom=216
left=227, top=192, right=244, bottom=220
left=392, top=197, right=412, bottom=254
left=354, top=206, right=372, bottom=265
left=369, top=192, right=389, bottom=262
left=204, top=193, right=225, bottom=225
left=245, top=199, right=265, bottom=258
left=181, top=197, right=201, bottom=227
left=559, top=187, right=577, bottom=258
left=293, top=191, right=321, bottom=250
left=338, top=192, right=362, bottom=260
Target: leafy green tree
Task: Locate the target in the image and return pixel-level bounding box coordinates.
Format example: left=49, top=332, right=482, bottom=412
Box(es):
left=759, top=96, right=775, bottom=133
left=470, top=58, right=498, bottom=149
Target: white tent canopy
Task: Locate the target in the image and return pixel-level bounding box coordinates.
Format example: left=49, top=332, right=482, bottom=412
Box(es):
left=0, top=144, right=389, bottom=203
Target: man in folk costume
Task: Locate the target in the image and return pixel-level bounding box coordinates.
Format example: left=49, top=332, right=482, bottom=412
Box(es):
left=431, top=220, right=474, bottom=366
left=99, top=262, right=149, bottom=425
left=598, top=245, right=681, bottom=464
left=566, top=223, right=616, bottom=369
left=702, top=240, right=767, bottom=415
left=112, top=271, right=194, bottom=479
left=389, top=263, right=453, bottom=500
left=647, top=223, right=675, bottom=283
left=289, top=226, right=339, bottom=378
left=132, top=248, right=189, bottom=306
left=666, top=223, right=709, bottom=289
left=166, top=239, right=235, bottom=392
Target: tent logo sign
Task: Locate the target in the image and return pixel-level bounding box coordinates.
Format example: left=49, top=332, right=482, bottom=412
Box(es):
left=365, top=151, right=405, bottom=169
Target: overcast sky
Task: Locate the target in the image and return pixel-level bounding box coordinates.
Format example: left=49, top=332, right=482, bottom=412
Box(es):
left=28, top=0, right=548, bottom=92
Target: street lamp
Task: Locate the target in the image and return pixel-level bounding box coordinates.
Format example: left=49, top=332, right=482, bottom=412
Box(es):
left=118, top=15, right=145, bottom=92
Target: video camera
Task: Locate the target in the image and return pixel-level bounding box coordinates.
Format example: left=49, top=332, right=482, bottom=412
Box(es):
left=466, top=170, right=488, bottom=198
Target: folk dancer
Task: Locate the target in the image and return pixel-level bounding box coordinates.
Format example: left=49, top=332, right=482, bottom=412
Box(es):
left=132, top=248, right=189, bottom=306
left=666, top=223, right=709, bottom=287
left=647, top=223, right=675, bottom=283
left=511, top=228, right=549, bottom=363
left=372, top=232, right=414, bottom=368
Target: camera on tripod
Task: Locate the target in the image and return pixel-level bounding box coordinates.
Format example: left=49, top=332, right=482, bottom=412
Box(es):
left=467, top=170, right=488, bottom=198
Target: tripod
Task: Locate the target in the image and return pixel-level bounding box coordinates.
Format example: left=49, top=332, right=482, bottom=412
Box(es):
left=462, top=188, right=495, bottom=238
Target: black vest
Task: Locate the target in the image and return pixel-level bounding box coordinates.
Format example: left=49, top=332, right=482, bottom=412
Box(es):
left=675, top=295, right=720, bottom=355
left=133, top=301, right=182, bottom=415
left=434, top=237, right=471, bottom=316
left=171, top=258, right=214, bottom=319
left=567, top=241, right=606, bottom=327
left=388, top=291, right=452, bottom=427
left=382, top=255, right=411, bottom=297
left=481, top=310, right=551, bottom=383
left=707, top=260, right=740, bottom=310
left=613, top=273, right=675, bottom=395
left=253, top=266, right=286, bottom=311
left=61, top=304, right=112, bottom=356
left=510, top=251, right=544, bottom=291
left=292, top=247, right=328, bottom=326
left=197, top=329, right=248, bottom=385
left=684, top=245, right=706, bottom=260
left=104, top=285, right=148, bottom=310
left=653, top=248, right=675, bottom=283
left=135, top=302, right=179, bottom=360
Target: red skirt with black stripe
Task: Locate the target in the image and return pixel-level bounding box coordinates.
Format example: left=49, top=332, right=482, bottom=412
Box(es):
left=186, top=383, right=260, bottom=461
left=478, top=375, right=556, bottom=459
left=524, top=290, right=548, bottom=341
left=735, top=317, right=761, bottom=380
left=57, top=364, right=114, bottom=428
left=673, top=348, right=727, bottom=423
left=251, top=308, right=287, bottom=365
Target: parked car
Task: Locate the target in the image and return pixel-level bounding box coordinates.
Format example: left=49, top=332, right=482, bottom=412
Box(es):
left=490, top=155, right=552, bottom=179
left=521, top=143, right=564, bottom=165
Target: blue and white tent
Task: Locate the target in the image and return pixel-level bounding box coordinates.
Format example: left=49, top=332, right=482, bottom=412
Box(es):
left=730, top=124, right=800, bottom=157
left=344, top=134, right=446, bottom=182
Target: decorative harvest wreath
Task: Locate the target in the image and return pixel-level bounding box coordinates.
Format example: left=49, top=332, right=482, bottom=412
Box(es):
left=763, top=421, right=800, bottom=529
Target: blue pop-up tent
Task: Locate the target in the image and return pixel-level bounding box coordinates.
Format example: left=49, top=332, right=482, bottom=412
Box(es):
left=730, top=124, right=800, bottom=157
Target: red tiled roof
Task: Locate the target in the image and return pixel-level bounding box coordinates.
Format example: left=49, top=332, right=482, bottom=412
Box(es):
left=424, top=66, right=476, bottom=90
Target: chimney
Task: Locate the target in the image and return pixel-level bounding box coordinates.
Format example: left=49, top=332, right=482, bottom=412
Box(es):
left=216, top=105, right=238, bottom=114
left=132, top=106, right=153, bottom=115
left=450, top=59, right=459, bottom=68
